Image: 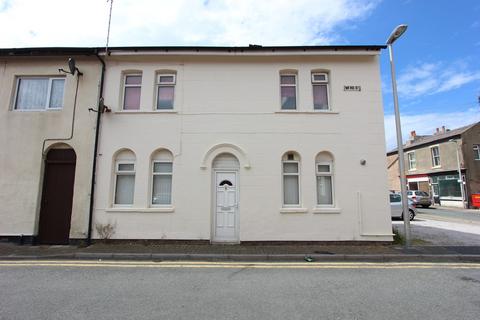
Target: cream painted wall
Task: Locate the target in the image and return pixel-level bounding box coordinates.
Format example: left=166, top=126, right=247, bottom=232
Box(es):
left=0, top=57, right=101, bottom=238
left=94, top=52, right=392, bottom=241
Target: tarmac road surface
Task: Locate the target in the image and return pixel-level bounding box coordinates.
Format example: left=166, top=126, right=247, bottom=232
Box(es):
left=1, top=260, right=480, bottom=320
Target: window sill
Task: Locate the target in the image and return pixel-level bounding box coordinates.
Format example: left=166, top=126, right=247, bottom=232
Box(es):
left=11, top=108, right=63, bottom=112
left=106, top=207, right=175, bottom=213
left=275, top=110, right=338, bottom=114
left=312, top=207, right=341, bottom=214
left=280, top=207, right=308, bottom=214
left=432, top=165, right=442, bottom=169
left=113, top=110, right=177, bottom=114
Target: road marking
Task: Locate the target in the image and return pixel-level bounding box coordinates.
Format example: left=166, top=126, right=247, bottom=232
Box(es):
left=1, top=260, right=480, bottom=269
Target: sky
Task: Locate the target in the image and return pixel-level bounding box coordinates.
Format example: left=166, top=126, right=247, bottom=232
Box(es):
left=1, top=0, right=479, bottom=150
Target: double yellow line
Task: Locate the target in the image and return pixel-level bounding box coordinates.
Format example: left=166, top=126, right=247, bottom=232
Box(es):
left=1, top=260, right=480, bottom=269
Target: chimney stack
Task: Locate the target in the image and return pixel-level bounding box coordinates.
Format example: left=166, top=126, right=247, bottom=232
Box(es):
left=410, top=130, right=417, bottom=141
left=441, top=126, right=446, bottom=133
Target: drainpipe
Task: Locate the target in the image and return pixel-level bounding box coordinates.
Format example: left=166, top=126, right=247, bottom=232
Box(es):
left=86, top=51, right=106, bottom=246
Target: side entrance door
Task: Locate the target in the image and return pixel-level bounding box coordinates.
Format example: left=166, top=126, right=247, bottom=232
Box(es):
left=214, top=171, right=238, bottom=242
left=38, top=149, right=76, bottom=244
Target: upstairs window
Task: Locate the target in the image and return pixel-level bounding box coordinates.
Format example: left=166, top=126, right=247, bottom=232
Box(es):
left=123, top=74, right=142, bottom=110
left=431, top=146, right=441, bottom=167
left=280, top=74, right=297, bottom=110
left=14, top=77, right=65, bottom=110
left=311, top=73, right=329, bottom=110
left=474, top=144, right=480, bottom=160
left=407, top=152, right=416, bottom=170
left=156, top=73, right=175, bottom=110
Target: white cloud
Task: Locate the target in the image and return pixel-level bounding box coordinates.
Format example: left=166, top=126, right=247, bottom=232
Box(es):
left=0, top=0, right=379, bottom=48
left=384, top=108, right=480, bottom=151
left=395, top=61, right=480, bottom=99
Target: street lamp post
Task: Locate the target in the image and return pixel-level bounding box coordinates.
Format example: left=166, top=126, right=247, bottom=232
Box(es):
left=449, top=139, right=467, bottom=208
left=387, top=24, right=410, bottom=247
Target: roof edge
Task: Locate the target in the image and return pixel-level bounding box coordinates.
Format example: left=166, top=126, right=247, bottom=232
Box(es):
left=0, top=45, right=386, bottom=57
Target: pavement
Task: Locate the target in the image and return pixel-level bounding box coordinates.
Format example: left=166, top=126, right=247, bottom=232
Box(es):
left=393, top=206, right=480, bottom=246
left=1, top=241, right=480, bottom=262
left=1, top=260, right=480, bottom=320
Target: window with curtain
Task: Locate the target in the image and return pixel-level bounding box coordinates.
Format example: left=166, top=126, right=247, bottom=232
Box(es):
left=152, top=162, right=173, bottom=205
left=280, top=74, right=297, bottom=110
left=156, top=73, right=175, bottom=110
left=407, top=152, right=416, bottom=170
left=431, top=146, right=441, bottom=167
left=316, top=152, right=334, bottom=206
left=474, top=145, right=480, bottom=160
left=114, top=162, right=135, bottom=205
left=282, top=152, right=300, bottom=206
left=14, top=77, right=65, bottom=110
left=311, top=72, right=329, bottom=110
left=151, top=149, right=174, bottom=205
left=123, top=74, right=142, bottom=110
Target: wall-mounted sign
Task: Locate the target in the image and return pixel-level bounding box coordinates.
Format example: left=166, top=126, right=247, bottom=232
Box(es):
left=344, top=85, right=361, bottom=91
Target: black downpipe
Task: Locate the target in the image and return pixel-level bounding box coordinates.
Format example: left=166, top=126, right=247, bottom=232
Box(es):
left=86, top=52, right=106, bottom=246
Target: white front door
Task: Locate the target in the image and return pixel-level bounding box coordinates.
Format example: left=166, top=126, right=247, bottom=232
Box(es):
left=214, top=171, right=238, bottom=242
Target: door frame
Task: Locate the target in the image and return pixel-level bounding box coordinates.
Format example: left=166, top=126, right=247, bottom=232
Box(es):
left=211, top=169, right=240, bottom=243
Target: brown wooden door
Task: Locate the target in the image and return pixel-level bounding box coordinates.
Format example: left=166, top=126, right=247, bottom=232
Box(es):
left=38, top=149, right=76, bottom=244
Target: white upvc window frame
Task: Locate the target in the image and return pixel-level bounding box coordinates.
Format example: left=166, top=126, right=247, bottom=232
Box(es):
left=151, top=160, right=173, bottom=206
left=122, top=73, right=142, bottom=110
left=279, top=73, right=298, bottom=110
left=113, top=161, right=136, bottom=206
left=473, top=144, right=480, bottom=161
left=311, top=72, right=330, bottom=111
left=282, top=158, right=301, bottom=207
left=155, top=73, right=176, bottom=110
left=13, top=76, right=66, bottom=111
left=407, top=151, right=417, bottom=170
left=430, top=145, right=441, bottom=168
left=315, top=161, right=334, bottom=207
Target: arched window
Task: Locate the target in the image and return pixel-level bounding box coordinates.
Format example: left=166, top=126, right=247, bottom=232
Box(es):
left=113, top=149, right=136, bottom=205
left=315, top=152, right=334, bottom=206
left=282, top=152, right=300, bottom=206
left=151, top=149, right=173, bottom=205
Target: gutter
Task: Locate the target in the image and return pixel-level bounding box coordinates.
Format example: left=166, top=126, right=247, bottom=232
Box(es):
left=86, top=51, right=106, bottom=246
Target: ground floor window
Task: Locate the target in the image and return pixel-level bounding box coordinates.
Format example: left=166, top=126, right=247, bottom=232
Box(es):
left=315, top=152, right=334, bottom=206
left=152, top=162, right=172, bottom=205
left=151, top=149, right=174, bottom=206
left=282, top=152, right=300, bottom=206
left=114, top=162, right=135, bottom=205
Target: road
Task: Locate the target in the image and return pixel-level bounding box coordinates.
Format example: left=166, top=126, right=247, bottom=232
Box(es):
left=417, top=207, right=480, bottom=223
left=1, top=260, right=480, bottom=320
left=393, top=207, right=480, bottom=245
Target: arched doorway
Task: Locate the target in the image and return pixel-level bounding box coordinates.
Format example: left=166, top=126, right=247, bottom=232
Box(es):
left=38, top=148, right=76, bottom=244
left=212, top=153, right=240, bottom=243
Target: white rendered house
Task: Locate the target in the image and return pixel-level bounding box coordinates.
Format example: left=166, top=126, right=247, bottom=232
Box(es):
left=0, top=48, right=102, bottom=244
left=92, top=45, right=393, bottom=242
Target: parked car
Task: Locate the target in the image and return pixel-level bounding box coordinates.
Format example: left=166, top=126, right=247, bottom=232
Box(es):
left=390, top=192, right=417, bottom=221
left=407, top=190, right=432, bottom=208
